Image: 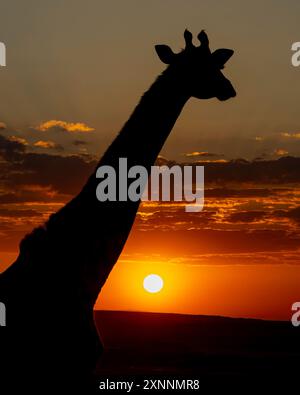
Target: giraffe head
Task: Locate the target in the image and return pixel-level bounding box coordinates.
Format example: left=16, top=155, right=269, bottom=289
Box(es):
left=155, top=30, right=236, bottom=101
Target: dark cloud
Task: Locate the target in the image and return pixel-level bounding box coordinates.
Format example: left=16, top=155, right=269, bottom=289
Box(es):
left=0, top=208, right=42, bottom=218
left=228, top=210, right=266, bottom=223
left=205, top=188, right=290, bottom=198
left=1, top=131, right=300, bottom=261
left=0, top=133, right=26, bottom=161
left=0, top=191, right=68, bottom=204
left=157, top=156, right=300, bottom=185
left=72, top=140, right=89, bottom=146
left=1, top=132, right=300, bottom=211
left=274, top=206, right=300, bottom=223
left=10, top=152, right=97, bottom=195
left=197, top=157, right=294, bottom=184
left=0, top=134, right=97, bottom=196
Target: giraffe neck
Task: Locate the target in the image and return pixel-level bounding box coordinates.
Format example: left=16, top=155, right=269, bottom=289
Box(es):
left=67, top=70, right=190, bottom=301
left=74, top=70, right=190, bottom=207
left=4, top=70, right=191, bottom=308
left=97, top=71, right=190, bottom=170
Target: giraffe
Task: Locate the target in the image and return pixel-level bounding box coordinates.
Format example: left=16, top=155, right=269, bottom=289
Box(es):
left=0, top=30, right=236, bottom=390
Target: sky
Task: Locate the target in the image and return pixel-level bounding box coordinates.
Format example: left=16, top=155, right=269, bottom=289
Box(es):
left=0, top=1, right=300, bottom=320
left=1, top=0, right=300, bottom=159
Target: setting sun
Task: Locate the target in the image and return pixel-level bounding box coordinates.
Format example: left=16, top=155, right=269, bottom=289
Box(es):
left=143, top=274, right=164, bottom=294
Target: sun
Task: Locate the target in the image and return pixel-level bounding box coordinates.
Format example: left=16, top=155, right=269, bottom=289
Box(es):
left=143, top=274, right=164, bottom=293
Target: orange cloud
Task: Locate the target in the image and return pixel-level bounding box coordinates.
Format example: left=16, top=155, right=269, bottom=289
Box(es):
left=195, top=159, right=229, bottom=163
left=281, top=132, right=300, bottom=139
left=8, top=136, right=28, bottom=145
left=274, top=148, right=288, bottom=156
left=36, top=120, right=94, bottom=133
left=183, top=151, right=221, bottom=158
left=34, top=140, right=61, bottom=149
left=0, top=122, right=6, bottom=130
left=184, top=151, right=207, bottom=157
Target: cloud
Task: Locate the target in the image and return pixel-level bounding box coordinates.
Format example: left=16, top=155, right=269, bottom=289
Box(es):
left=123, top=228, right=300, bottom=256
left=36, top=120, right=94, bottom=133
left=1, top=129, right=300, bottom=262
left=194, top=159, right=229, bottom=163
left=72, top=140, right=89, bottom=146
left=182, top=151, right=226, bottom=163
left=183, top=151, right=223, bottom=158
left=254, top=136, right=264, bottom=141
left=274, top=148, right=288, bottom=156
left=205, top=188, right=289, bottom=198
left=0, top=188, right=69, bottom=204
left=151, top=155, right=300, bottom=185
left=8, top=136, right=29, bottom=146
left=10, top=152, right=97, bottom=195
left=191, top=156, right=300, bottom=184
left=33, top=140, right=63, bottom=150
left=0, top=134, right=26, bottom=161
left=228, top=210, right=266, bottom=223
left=274, top=206, right=300, bottom=223
left=120, top=251, right=300, bottom=266
left=0, top=122, right=6, bottom=130
left=0, top=208, right=42, bottom=218
left=0, top=134, right=97, bottom=196
left=281, top=132, right=300, bottom=139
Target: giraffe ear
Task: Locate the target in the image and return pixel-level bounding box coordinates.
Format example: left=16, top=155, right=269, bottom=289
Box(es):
left=155, top=45, right=175, bottom=64
left=212, top=49, right=234, bottom=68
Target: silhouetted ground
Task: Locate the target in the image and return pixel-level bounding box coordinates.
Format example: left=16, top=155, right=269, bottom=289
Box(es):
left=94, top=310, right=300, bottom=391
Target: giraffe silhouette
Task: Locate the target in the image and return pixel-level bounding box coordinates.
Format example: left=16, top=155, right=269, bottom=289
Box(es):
left=0, top=30, right=235, bottom=391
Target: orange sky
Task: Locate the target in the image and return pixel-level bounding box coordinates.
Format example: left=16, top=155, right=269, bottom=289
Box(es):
left=1, top=1, right=300, bottom=321
left=94, top=195, right=300, bottom=320
left=97, top=257, right=300, bottom=321
left=1, top=191, right=300, bottom=320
